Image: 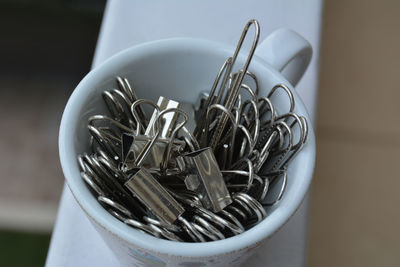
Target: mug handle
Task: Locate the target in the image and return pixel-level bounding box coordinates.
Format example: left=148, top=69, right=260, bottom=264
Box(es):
left=255, top=28, right=312, bottom=87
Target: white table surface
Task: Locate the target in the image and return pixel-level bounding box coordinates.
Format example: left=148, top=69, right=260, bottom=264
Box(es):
left=46, top=1, right=323, bottom=266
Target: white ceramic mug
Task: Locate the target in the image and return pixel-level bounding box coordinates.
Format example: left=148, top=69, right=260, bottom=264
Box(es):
left=59, top=29, right=315, bottom=267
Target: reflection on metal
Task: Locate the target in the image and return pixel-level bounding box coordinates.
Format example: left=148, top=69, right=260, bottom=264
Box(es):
left=124, top=167, right=185, bottom=224
left=179, top=147, right=232, bottom=212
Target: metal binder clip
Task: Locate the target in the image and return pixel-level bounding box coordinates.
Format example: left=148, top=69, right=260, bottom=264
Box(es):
left=145, top=96, right=181, bottom=138
left=121, top=133, right=185, bottom=171
left=178, top=147, right=232, bottom=212
left=124, top=167, right=185, bottom=224
left=122, top=105, right=188, bottom=171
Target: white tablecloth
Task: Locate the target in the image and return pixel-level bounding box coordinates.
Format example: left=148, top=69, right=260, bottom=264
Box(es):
left=46, top=1, right=323, bottom=266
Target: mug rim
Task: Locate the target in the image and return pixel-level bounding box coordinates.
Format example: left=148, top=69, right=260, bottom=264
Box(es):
left=59, top=37, right=315, bottom=257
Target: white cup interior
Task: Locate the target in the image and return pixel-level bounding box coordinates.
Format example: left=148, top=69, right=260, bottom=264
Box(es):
left=59, top=38, right=315, bottom=257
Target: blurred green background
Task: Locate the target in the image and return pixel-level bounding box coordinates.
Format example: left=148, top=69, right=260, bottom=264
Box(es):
left=0, top=230, right=50, bottom=267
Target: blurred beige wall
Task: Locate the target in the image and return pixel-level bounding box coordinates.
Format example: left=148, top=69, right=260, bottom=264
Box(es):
left=309, top=0, right=400, bottom=266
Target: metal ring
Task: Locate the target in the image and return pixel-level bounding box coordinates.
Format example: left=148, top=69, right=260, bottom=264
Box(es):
left=144, top=216, right=181, bottom=233
left=98, top=196, right=132, bottom=218
left=196, top=207, right=244, bottom=235
left=193, top=215, right=225, bottom=240
left=81, top=172, right=105, bottom=196
left=124, top=218, right=159, bottom=237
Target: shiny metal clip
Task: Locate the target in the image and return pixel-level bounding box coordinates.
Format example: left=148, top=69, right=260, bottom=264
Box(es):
left=124, top=167, right=185, bottom=224
left=178, top=147, right=232, bottom=212
left=122, top=133, right=185, bottom=171
left=145, top=96, right=181, bottom=138
left=122, top=103, right=188, bottom=171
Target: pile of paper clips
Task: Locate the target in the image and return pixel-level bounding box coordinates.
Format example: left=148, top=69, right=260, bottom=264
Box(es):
left=77, top=20, right=308, bottom=242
